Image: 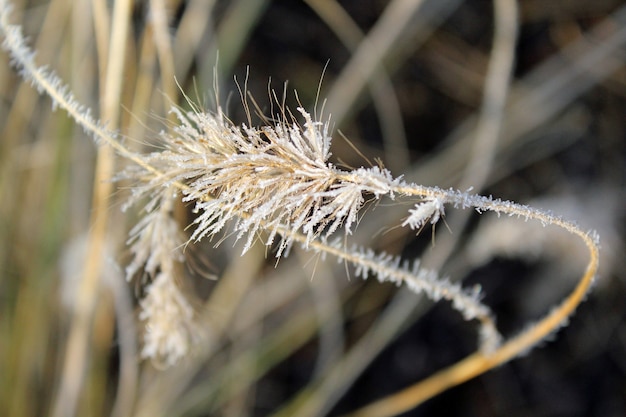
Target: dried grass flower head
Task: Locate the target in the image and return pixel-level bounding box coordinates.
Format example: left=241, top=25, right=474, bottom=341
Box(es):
left=126, top=93, right=401, bottom=254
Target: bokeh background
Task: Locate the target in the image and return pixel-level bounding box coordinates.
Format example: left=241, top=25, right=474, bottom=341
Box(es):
left=1, top=0, right=624, bottom=416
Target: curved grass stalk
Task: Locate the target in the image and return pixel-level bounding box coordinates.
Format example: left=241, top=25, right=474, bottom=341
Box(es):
left=341, top=221, right=599, bottom=417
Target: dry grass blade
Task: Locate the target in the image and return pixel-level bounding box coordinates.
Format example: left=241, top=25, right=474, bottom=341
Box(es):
left=51, top=0, right=133, bottom=415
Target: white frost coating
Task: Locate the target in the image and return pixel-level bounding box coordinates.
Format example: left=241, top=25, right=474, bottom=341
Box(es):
left=332, top=242, right=501, bottom=352
left=402, top=198, right=446, bottom=231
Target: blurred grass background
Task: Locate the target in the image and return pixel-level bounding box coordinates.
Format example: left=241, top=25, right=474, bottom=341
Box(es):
left=0, top=0, right=625, bottom=416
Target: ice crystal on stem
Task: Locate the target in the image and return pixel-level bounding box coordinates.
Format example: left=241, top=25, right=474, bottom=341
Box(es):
left=402, top=197, right=446, bottom=231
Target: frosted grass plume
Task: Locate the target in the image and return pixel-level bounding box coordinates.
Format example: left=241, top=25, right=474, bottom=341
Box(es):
left=0, top=0, right=599, bottom=404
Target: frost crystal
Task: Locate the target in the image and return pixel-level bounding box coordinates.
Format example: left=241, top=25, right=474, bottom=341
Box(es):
left=402, top=198, right=446, bottom=231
